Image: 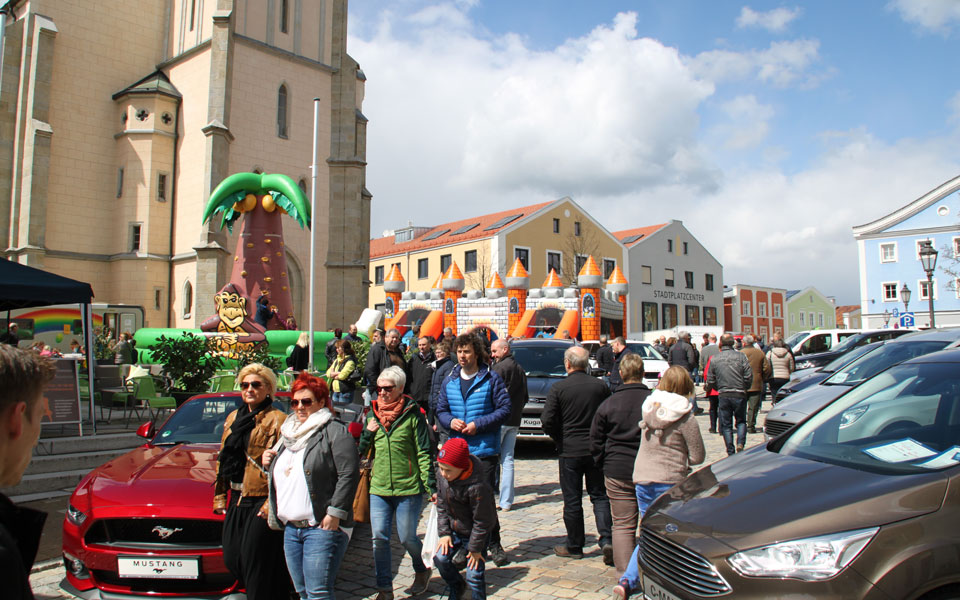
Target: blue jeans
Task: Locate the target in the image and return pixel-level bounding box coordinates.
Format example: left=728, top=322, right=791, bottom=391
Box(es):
left=283, top=524, right=349, bottom=600
left=635, top=482, right=673, bottom=518
left=718, top=395, right=747, bottom=455
left=370, top=494, right=428, bottom=589
left=434, top=533, right=486, bottom=600
left=620, top=544, right=642, bottom=592
left=498, top=426, right=519, bottom=509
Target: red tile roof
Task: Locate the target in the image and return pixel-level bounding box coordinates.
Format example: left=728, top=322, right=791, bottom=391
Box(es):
left=370, top=201, right=554, bottom=259
left=613, top=223, right=669, bottom=248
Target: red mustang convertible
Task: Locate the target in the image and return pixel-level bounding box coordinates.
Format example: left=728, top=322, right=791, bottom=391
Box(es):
left=61, top=392, right=364, bottom=599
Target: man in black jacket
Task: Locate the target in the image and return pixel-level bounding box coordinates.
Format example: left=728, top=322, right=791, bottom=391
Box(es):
left=407, top=336, right=436, bottom=413
left=705, top=333, right=753, bottom=455
left=607, top=337, right=632, bottom=392
left=595, top=335, right=615, bottom=389
left=0, top=345, right=56, bottom=600
left=490, top=339, right=528, bottom=512
left=364, top=329, right=407, bottom=399
left=541, top=346, right=613, bottom=564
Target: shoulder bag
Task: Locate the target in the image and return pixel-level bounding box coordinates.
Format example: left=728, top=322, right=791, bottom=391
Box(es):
left=352, top=443, right=374, bottom=523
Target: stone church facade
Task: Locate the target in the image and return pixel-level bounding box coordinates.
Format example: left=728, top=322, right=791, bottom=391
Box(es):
left=0, top=0, right=370, bottom=329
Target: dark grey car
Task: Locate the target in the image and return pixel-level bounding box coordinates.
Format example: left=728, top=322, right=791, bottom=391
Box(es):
left=510, top=338, right=576, bottom=437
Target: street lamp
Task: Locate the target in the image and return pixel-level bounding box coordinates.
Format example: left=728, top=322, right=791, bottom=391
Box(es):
left=900, top=283, right=911, bottom=314
left=918, top=239, right=939, bottom=328
left=883, top=309, right=891, bottom=328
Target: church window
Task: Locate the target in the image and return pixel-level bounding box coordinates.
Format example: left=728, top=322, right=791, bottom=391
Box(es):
left=277, top=85, right=288, bottom=138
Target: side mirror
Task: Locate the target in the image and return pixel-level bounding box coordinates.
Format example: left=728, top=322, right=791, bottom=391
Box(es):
left=136, top=421, right=156, bottom=440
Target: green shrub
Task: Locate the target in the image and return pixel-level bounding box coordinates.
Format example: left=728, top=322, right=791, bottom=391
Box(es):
left=151, top=333, right=223, bottom=392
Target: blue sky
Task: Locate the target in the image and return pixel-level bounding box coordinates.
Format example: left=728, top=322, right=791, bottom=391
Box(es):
left=348, top=1, right=960, bottom=304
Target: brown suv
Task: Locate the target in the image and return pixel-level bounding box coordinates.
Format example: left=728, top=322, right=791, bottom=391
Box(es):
left=636, top=348, right=960, bottom=599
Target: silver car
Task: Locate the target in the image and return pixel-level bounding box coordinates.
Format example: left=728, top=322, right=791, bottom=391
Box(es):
left=765, top=328, right=960, bottom=439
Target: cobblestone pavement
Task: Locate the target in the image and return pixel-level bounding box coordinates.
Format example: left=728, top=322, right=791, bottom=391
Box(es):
left=32, top=397, right=770, bottom=599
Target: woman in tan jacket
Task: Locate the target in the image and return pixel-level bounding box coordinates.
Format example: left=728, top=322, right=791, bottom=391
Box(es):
left=213, top=363, right=290, bottom=600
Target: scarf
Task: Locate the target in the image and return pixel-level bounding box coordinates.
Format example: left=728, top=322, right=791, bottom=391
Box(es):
left=373, top=394, right=406, bottom=431
left=219, top=396, right=273, bottom=484
left=279, top=408, right=333, bottom=452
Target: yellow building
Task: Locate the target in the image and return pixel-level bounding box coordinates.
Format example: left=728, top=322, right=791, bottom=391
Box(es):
left=0, top=0, right=369, bottom=330
left=369, top=197, right=626, bottom=311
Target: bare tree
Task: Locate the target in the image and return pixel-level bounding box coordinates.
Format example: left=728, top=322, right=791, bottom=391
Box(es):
left=561, top=227, right=603, bottom=287
left=464, top=250, right=492, bottom=291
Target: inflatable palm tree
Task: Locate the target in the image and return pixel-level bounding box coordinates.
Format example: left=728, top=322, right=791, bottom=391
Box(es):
left=202, top=172, right=310, bottom=329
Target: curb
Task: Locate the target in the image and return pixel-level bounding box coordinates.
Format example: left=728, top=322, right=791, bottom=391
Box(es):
left=32, top=557, right=62, bottom=575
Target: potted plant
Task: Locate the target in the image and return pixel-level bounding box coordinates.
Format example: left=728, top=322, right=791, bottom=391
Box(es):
left=151, top=333, right=223, bottom=404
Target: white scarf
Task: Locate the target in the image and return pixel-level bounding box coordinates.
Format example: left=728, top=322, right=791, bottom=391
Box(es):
left=279, top=408, right=333, bottom=452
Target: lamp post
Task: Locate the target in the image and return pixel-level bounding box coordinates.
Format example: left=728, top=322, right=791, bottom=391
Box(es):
left=882, top=309, right=891, bottom=328
left=918, top=239, right=939, bottom=328
left=900, top=284, right=911, bottom=315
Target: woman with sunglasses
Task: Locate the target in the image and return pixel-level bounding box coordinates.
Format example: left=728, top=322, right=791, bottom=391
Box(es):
left=359, top=366, right=437, bottom=600
left=262, top=372, right=360, bottom=599
left=213, top=363, right=291, bottom=599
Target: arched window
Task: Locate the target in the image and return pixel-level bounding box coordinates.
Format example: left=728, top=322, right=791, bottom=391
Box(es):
left=298, top=178, right=307, bottom=194
left=182, top=280, right=193, bottom=319
left=277, top=85, right=288, bottom=138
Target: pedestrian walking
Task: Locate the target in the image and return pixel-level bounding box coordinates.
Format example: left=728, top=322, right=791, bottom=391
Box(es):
left=541, top=346, right=613, bottom=564
left=766, top=338, right=795, bottom=403
left=490, top=339, right=528, bottom=512
left=607, top=337, right=632, bottom=393
left=435, top=333, right=511, bottom=566
left=589, top=353, right=650, bottom=577
left=595, top=334, right=615, bottom=389
left=407, top=336, right=436, bottom=414
left=359, top=366, right=437, bottom=600
left=704, top=334, right=752, bottom=455
left=740, top=335, right=771, bottom=434
left=0, top=345, right=56, bottom=600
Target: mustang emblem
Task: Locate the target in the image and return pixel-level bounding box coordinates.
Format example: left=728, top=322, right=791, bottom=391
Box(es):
left=152, top=525, right=183, bottom=540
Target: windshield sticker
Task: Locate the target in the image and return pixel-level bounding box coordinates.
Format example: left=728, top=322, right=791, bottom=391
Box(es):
left=161, top=430, right=171, bottom=437
left=863, top=438, right=937, bottom=463
left=831, top=372, right=849, bottom=383
left=918, top=446, right=960, bottom=469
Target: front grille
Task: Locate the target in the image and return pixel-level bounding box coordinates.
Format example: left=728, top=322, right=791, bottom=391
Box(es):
left=639, top=527, right=731, bottom=597
left=85, top=518, right=222, bottom=547
left=763, top=418, right=794, bottom=438
left=644, top=371, right=661, bottom=380
left=92, top=569, right=235, bottom=594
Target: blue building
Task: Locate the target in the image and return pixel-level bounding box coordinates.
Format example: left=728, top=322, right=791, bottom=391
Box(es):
left=853, top=175, right=960, bottom=328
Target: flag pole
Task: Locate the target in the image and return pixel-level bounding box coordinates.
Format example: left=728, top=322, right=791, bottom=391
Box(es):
left=308, top=98, right=319, bottom=371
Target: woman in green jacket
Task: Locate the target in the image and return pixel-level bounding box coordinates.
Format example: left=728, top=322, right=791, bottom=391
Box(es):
left=325, top=339, right=357, bottom=404
left=359, top=365, right=437, bottom=600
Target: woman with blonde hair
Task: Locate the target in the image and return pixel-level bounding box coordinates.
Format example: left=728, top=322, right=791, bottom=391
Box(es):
left=213, top=363, right=291, bottom=599
left=287, top=332, right=311, bottom=372
left=614, top=366, right=705, bottom=599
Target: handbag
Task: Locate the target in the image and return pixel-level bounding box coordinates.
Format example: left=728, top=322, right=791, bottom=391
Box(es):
left=353, top=444, right=374, bottom=523
left=421, top=503, right=439, bottom=567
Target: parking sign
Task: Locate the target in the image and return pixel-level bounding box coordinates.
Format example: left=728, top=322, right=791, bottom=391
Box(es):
left=900, top=312, right=915, bottom=327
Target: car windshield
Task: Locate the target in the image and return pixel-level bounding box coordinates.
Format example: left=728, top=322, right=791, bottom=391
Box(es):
left=821, top=342, right=881, bottom=373
left=625, top=343, right=664, bottom=360
left=152, top=395, right=290, bottom=445
left=512, top=345, right=569, bottom=377
left=779, top=361, right=960, bottom=474
left=784, top=331, right=807, bottom=348
left=829, top=334, right=865, bottom=354
left=824, top=341, right=949, bottom=386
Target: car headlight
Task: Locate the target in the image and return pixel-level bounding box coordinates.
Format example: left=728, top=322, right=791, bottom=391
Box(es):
left=839, top=406, right=868, bottom=429
left=728, top=528, right=877, bottom=581
left=795, top=361, right=814, bottom=370
left=66, top=503, right=87, bottom=526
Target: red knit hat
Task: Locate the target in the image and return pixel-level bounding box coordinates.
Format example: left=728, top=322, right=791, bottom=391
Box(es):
left=438, top=437, right=471, bottom=470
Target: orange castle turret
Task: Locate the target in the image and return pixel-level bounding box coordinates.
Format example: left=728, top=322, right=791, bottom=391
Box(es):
left=505, top=258, right=530, bottom=334
left=383, top=264, right=405, bottom=319
left=442, top=262, right=465, bottom=335
left=606, top=265, right=629, bottom=336
left=541, top=268, right=563, bottom=290
left=485, top=271, right=506, bottom=299
left=578, top=256, right=603, bottom=341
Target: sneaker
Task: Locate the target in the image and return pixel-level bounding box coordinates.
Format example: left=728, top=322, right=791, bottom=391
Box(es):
left=554, top=544, right=584, bottom=559
left=452, top=547, right=468, bottom=570
left=374, top=591, right=394, bottom=600
left=736, top=443, right=744, bottom=453
left=405, top=569, right=431, bottom=595
left=602, top=544, right=614, bottom=566
left=747, top=427, right=757, bottom=434
left=489, top=543, right=510, bottom=566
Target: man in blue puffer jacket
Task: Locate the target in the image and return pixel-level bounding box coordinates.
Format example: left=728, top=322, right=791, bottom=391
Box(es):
left=436, top=332, right=512, bottom=567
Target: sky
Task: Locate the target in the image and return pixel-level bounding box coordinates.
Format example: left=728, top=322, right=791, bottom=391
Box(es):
left=346, top=0, right=960, bottom=305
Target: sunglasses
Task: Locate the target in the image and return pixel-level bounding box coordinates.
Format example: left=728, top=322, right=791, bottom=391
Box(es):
left=290, top=398, right=314, bottom=408
left=239, top=381, right=263, bottom=390
left=376, top=385, right=396, bottom=394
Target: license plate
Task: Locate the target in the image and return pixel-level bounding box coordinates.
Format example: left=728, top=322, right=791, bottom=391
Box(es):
left=117, top=556, right=199, bottom=579
left=521, top=417, right=541, bottom=429
left=643, top=576, right=682, bottom=600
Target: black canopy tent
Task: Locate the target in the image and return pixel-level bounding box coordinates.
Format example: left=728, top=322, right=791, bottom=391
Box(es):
left=1, top=259, right=98, bottom=433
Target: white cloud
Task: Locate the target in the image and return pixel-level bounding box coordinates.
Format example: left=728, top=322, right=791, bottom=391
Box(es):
left=888, top=0, right=960, bottom=34
left=689, top=39, right=825, bottom=89
left=710, top=95, right=775, bottom=149
left=736, top=6, right=802, bottom=32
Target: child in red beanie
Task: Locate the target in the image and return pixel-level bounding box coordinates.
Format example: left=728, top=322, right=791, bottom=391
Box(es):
left=433, top=437, right=497, bottom=600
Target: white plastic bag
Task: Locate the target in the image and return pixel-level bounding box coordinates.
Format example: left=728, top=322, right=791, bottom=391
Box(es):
left=421, top=503, right=439, bottom=567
